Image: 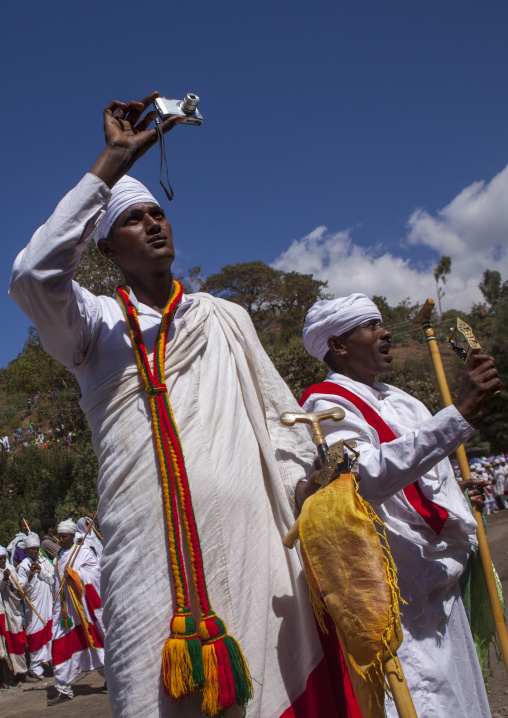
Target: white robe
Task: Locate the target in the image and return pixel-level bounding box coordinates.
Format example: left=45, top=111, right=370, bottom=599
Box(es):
left=52, top=545, right=105, bottom=688
left=17, top=553, right=54, bottom=675
left=9, top=174, right=331, bottom=718
left=0, top=562, right=27, bottom=675
left=302, top=371, right=490, bottom=718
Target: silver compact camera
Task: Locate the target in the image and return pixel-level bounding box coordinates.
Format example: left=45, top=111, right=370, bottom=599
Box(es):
left=154, top=93, right=204, bottom=125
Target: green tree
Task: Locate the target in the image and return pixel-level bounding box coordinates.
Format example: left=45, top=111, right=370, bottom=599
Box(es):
left=3, top=327, right=77, bottom=397
left=371, top=296, right=420, bottom=344
left=201, top=261, right=328, bottom=338
left=74, top=241, right=123, bottom=296
left=270, top=342, right=328, bottom=402
left=0, top=448, right=75, bottom=546
left=434, top=255, right=452, bottom=319
left=478, top=269, right=508, bottom=307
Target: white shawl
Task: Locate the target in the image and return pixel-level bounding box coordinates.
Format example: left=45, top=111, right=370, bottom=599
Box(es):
left=80, top=293, right=320, bottom=718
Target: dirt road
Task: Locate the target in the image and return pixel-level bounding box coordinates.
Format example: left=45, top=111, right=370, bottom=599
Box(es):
left=2, top=511, right=508, bottom=717
left=0, top=669, right=110, bottom=718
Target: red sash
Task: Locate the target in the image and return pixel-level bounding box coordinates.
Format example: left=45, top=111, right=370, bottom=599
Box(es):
left=27, top=620, right=52, bottom=652
left=300, top=382, right=448, bottom=535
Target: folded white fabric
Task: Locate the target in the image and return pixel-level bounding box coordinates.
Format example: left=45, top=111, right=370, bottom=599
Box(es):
left=24, top=532, right=40, bottom=548
left=57, top=519, right=77, bottom=534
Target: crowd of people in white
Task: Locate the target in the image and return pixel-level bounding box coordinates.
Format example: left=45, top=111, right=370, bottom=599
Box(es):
left=463, top=455, right=508, bottom=514
left=0, top=516, right=104, bottom=704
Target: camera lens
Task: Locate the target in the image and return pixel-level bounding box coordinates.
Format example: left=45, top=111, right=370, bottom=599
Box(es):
left=179, top=93, right=199, bottom=115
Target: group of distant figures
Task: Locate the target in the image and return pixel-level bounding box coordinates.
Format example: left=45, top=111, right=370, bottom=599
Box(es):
left=457, top=454, right=508, bottom=514
left=0, top=515, right=104, bottom=704
left=0, top=423, right=83, bottom=454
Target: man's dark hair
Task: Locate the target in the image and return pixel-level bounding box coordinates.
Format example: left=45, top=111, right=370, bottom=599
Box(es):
left=42, top=517, right=57, bottom=533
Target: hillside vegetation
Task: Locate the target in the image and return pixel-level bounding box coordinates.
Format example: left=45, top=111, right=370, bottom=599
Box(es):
left=1, top=243, right=507, bottom=545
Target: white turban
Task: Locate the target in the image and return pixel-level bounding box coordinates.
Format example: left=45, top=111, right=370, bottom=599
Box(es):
left=0, top=546, right=7, bottom=557
left=303, top=294, right=382, bottom=362
left=93, top=175, right=159, bottom=243
left=57, top=519, right=77, bottom=535
left=24, top=532, right=40, bottom=549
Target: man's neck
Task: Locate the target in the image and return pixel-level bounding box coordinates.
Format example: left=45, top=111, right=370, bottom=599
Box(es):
left=124, top=272, right=175, bottom=315
left=332, top=366, right=375, bottom=388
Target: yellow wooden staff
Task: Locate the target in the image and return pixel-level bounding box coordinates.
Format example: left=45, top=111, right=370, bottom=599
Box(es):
left=412, top=298, right=508, bottom=676
left=7, top=571, right=47, bottom=627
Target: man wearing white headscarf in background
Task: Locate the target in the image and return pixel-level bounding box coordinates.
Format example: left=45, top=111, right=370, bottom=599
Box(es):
left=0, top=545, right=27, bottom=681
left=8, top=92, right=346, bottom=718
left=16, top=532, right=54, bottom=681
left=298, top=293, right=503, bottom=717
left=7, top=516, right=31, bottom=567
left=49, top=519, right=105, bottom=705
left=76, top=516, right=103, bottom=560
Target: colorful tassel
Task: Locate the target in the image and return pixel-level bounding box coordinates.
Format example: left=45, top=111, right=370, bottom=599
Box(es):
left=199, top=613, right=253, bottom=716
left=117, top=282, right=253, bottom=715
left=60, top=611, right=72, bottom=629
left=162, top=607, right=204, bottom=698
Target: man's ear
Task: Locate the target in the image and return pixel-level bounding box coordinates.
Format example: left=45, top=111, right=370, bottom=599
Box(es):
left=327, top=336, right=347, bottom=357
left=97, top=238, right=116, bottom=263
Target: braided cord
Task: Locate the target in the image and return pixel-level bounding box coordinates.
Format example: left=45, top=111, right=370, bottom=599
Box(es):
left=116, top=285, right=189, bottom=609
left=153, top=301, right=212, bottom=614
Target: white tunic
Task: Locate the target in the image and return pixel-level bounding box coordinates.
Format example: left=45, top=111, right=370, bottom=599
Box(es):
left=9, top=174, right=329, bottom=718
left=52, top=545, right=105, bottom=686
left=302, top=371, right=490, bottom=717
left=17, top=553, right=54, bottom=672
left=0, top=561, right=27, bottom=675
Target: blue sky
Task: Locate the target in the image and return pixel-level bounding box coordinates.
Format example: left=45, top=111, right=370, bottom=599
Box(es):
left=3, top=1, right=508, bottom=367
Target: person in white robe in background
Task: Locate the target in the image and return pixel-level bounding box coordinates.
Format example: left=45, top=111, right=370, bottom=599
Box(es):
left=7, top=517, right=31, bottom=566
left=76, top=516, right=103, bottom=561
left=297, top=293, right=503, bottom=718
left=0, top=545, right=27, bottom=679
left=8, top=93, right=349, bottom=718
left=49, top=519, right=105, bottom=706
left=16, top=532, right=54, bottom=681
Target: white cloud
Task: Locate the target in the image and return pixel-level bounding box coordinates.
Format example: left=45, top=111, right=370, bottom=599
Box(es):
left=273, top=164, right=508, bottom=311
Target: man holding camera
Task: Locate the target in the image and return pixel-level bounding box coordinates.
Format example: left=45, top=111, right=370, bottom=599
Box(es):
left=9, top=93, right=351, bottom=718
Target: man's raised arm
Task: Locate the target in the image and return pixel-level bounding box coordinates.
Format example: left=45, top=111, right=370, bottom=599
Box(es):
left=9, top=92, right=182, bottom=368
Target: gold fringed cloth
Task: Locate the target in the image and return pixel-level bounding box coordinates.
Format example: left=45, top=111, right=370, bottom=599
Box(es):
left=299, top=473, right=403, bottom=717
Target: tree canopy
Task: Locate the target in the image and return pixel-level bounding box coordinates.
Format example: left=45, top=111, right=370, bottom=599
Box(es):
left=200, top=261, right=329, bottom=337
left=1, top=260, right=507, bottom=544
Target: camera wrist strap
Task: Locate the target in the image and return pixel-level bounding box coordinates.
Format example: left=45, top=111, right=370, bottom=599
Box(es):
left=155, top=117, right=174, bottom=202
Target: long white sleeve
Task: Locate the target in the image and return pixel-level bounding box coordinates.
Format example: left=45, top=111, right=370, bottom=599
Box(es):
left=311, top=398, right=474, bottom=503
left=9, top=174, right=111, bottom=368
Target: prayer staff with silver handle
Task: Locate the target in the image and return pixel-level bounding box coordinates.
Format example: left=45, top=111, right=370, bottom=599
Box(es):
left=280, top=408, right=345, bottom=549
left=280, top=406, right=417, bottom=718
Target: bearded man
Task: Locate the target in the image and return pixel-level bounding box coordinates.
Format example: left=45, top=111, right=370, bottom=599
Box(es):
left=9, top=92, right=351, bottom=718
left=298, top=293, right=502, bottom=717
left=49, top=519, right=105, bottom=705
left=16, top=532, right=54, bottom=681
